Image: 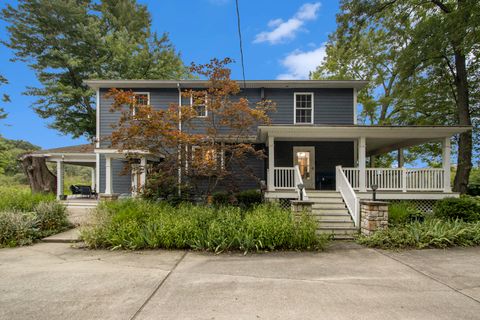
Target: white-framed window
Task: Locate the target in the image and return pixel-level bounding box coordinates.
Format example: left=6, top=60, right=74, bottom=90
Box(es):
left=294, top=92, right=314, bottom=124
left=131, top=92, right=150, bottom=117
left=191, top=95, right=208, bottom=118
left=191, top=145, right=224, bottom=170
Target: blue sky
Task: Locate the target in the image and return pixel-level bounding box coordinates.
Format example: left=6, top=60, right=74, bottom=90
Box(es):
left=0, top=0, right=339, bottom=149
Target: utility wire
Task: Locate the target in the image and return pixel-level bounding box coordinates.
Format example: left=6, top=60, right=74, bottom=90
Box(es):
left=235, top=0, right=247, bottom=91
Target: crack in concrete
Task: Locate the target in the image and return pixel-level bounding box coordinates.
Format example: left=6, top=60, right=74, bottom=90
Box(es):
left=375, top=249, right=480, bottom=305
left=129, top=251, right=188, bottom=320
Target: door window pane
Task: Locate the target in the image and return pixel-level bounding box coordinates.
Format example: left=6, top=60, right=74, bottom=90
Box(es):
left=296, top=151, right=310, bottom=180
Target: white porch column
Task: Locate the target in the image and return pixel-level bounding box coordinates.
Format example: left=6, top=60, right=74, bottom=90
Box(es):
left=358, top=137, right=367, bottom=192
left=91, top=167, right=96, bottom=191
left=442, top=137, right=452, bottom=193
left=397, top=148, right=404, bottom=168
left=140, top=156, right=147, bottom=191
left=268, top=135, right=275, bottom=191
left=56, top=160, right=64, bottom=200
left=105, top=155, right=113, bottom=195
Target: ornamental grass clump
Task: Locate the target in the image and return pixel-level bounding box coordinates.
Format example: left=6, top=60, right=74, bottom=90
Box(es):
left=358, top=218, right=480, bottom=249
left=81, top=199, right=329, bottom=253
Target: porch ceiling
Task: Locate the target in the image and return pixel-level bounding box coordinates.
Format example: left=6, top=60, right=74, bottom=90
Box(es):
left=257, top=125, right=471, bottom=156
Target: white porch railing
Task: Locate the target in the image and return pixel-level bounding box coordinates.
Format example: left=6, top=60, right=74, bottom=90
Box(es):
left=342, top=167, right=445, bottom=192
left=336, top=166, right=359, bottom=226
left=269, top=166, right=308, bottom=200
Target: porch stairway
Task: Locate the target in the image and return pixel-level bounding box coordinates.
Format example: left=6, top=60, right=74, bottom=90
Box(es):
left=306, top=191, right=358, bottom=240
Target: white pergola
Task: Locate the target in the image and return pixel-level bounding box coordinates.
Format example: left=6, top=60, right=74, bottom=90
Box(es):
left=258, top=125, right=471, bottom=195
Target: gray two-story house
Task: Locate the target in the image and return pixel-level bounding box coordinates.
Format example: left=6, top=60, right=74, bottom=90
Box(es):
left=34, top=80, right=470, bottom=236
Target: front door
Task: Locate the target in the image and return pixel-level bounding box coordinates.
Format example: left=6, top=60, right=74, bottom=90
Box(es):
left=293, top=146, right=315, bottom=189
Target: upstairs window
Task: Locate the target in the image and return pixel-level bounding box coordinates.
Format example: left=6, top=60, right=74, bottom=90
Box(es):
left=132, top=92, right=150, bottom=117
left=191, top=95, right=208, bottom=118
left=294, top=93, right=314, bottom=124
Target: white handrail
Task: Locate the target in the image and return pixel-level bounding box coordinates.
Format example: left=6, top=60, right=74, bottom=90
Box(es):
left=294, top=165, right=309, bottom=201
left=336, top=166, right=359, bottom=226
left=342, top=167, right=445, bottom=192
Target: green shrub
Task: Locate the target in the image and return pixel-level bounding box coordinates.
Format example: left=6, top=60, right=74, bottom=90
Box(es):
left=81, top=200, right=329, bottom=252
left=388, top=202, right=424, bottom=225
left=211, top=192, right=232, bottom=206
left=236, top=189, right=262, bottom=208
left=0, top=211, right=38, bottom=247
left=34, top=201, right=70, bottom=236
left=358, top=218, right=480, bottom=249
left=433, top=196, right=480, bottom=222
left=467, top=184, right=480, bottom=196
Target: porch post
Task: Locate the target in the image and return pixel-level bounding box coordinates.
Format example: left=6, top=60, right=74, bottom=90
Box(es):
left=140, top=156, right=147, bottom=191
left=268, top=135, right=275, bottom=191
left=359, top=137, right=366, bottom=192
left=442, top=137, right=452, bottom=193
left=397, top=148, right=404, bottom=168
left=105, top=155, right=113, bottom=195
left=56, top=159, right=64, bottom=200
left=91, top=167, right=96, bottom=191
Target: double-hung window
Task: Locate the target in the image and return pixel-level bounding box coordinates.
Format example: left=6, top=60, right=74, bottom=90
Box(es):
left=294, top=93, right=314, bottom=124
left=192, top=95, right=208, bottom=118
left=131, top=92, right=150, bottom=117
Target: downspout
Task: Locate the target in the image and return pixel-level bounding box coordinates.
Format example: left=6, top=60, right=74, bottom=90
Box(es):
left=177, top=83, right=182, bottom=197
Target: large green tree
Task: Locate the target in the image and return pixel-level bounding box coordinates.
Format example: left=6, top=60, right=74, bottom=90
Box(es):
left=312, top=0, right=480, bottom=193
left=0, top=74, right=9, bottom=120
left=1, top=0, right=187, bottom=139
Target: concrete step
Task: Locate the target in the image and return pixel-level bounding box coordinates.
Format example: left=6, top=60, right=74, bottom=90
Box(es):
left=308, top=197, right=344, bottom=203
left=317, top=226, right=358, bottom=236
left=307, top=191, right=341, bottom=198
left=41, top=228, right=82, bottom=243
left=312, top=203, right=347, bottom=209
left=314, top=214, right=354, bottom=222
left=312, top=208, right=349, bottom=215
left=317, top=220, right=355, bottom=228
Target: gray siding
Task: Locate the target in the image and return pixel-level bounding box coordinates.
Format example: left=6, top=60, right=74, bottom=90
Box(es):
left=265, top=88, right=354, bottom=125
left=98, top=86, right=355, bottom=195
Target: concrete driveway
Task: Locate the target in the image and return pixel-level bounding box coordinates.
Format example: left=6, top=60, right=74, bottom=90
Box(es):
left=0, top=242, right=479, bottom=320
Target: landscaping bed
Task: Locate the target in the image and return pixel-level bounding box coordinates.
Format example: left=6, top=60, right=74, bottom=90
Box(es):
left=0, top=187, right=71, bottom=247
left=81, top=200, right=329, bottom=253
left=358, top=196, right=480, bottom=249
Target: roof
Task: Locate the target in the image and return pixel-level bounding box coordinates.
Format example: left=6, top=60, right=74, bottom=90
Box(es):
left=84, top=79, right=369, bottom=90
left=257, top=125, right=472, bottom=156
left=32, top=144, right=95, bottom=155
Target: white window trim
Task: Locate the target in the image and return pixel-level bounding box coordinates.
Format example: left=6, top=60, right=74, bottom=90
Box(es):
left=131, top=92, right=150, bottom=117
left=294, top=92, right=314, bottom=125
left=191, top=145, right=224, bottom=169
left=190, top=95, right=208, bottom=118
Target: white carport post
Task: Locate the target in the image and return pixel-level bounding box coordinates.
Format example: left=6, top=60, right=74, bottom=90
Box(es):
left=358, top=136, right=367, bottom=192
left=140, top=156, right=147, bottom=191
left=56, top=159, right=64, bottom=200
left=105, top=155, right=113, bottom=195
left=442, top=137, right=452, bottom=192
left=91, top=167, right=96, bottom=191
left=268, top=135, right=275, bottom=191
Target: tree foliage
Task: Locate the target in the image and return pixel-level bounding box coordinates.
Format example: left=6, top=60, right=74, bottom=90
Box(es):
left=312, top=0, right=479, bottom=192
left=107, top=58, right=276, bottom=199
left=0, top=74, right=9, bottom=120
left=1, top=0, right=187, bottom=139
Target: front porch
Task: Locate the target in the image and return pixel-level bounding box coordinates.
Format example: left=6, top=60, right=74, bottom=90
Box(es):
left=258, top=125, right=471, bottom=226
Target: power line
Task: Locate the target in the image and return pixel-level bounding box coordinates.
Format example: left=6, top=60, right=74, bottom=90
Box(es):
left=235, top=0, right=247, bottom=91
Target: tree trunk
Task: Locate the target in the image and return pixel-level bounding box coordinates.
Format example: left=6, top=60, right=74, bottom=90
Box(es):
left=21, top=155, right=57, bottom=194
left=452, top=50, right=472, bottom=194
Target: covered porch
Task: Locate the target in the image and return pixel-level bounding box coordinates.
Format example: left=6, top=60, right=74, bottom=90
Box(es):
left=30, top=144, right=97, bottom=200
left=258, top=125, right=471, bottom=200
